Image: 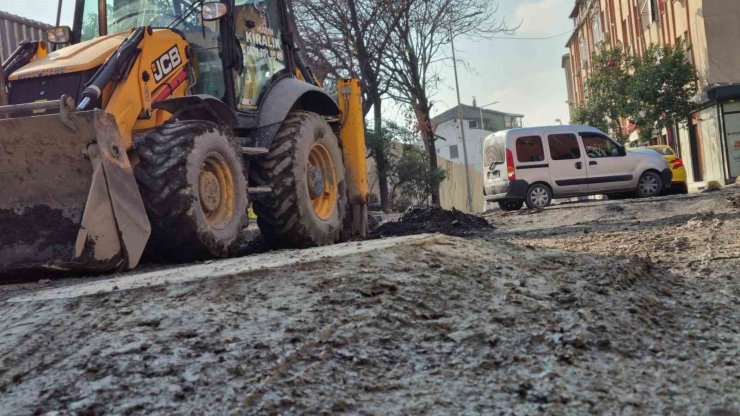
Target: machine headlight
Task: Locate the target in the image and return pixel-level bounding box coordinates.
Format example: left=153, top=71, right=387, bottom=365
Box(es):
left=47, top=26, right=71, bottom=44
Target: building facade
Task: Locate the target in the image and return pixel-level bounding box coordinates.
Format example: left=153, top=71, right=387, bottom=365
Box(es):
left=0, top=11, right=52, bottom=63
left=432, top=103, right=524, bottom=212
left=432, top=102, right=524, bottom=172
left=564, top=0, right=740, bottom=186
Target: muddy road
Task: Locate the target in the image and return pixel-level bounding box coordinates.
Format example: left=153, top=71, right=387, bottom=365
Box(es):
left=0, top=187, right=738, bottom=415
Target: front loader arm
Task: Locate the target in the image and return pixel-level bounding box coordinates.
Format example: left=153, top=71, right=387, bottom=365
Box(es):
left=1, top=41, right=49, bottom=106
left=81, top=28, right=191, bottom=149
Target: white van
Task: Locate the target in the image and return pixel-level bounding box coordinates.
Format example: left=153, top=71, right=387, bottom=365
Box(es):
left=483, top=125, right=672, bottom=210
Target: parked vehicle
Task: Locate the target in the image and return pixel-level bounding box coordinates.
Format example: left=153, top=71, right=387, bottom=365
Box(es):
left=483, top=125, right=672, bottom=210
left=634, top=145, right=688, bottom=194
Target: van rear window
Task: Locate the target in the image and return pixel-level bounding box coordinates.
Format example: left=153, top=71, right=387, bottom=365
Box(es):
left=515, top=136, right=545, bottom=162
left=484, top=135, right=505, bottom=166
left=548, top=134, right=581, bottom=160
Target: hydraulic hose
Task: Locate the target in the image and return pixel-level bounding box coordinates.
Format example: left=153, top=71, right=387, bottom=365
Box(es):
left=77, top=27, right=145, bottom=111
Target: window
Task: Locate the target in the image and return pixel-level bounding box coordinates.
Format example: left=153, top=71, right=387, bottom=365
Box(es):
left=515, top=136, right=545, bottom=163
left=580, top=133, right=622, bottom=158
left=81, top=0, right=201, bottom=41
left=469, top=120, right=480, bottom=129
left=548, top=134, right=581, bottom=160
left=650, top=0, right=659, bottom=22
left=505, top=117, right=513, bottom=128
left=80, top=0, right=226, bottom=98
left=592, top=13, right=602, bottom=44
left=235, top=0, right=287, bottom=109
left=449, top=145, right=459, bottom=159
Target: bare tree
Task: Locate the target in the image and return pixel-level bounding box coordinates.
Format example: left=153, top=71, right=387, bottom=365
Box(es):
left=291, top=0, right=408, bottom=212
left=382, top=0, right=513, bottom=204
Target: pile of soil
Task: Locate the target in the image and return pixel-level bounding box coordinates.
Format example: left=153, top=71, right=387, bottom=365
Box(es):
left=372, top=206, right=493, bottom=237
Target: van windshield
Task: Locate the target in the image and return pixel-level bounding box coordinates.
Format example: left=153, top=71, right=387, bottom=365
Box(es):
left=484, top=134, right=506, bottom=167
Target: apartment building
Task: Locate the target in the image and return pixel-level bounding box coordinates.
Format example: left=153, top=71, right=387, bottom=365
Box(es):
left=564, top=0, right=740, bottom=186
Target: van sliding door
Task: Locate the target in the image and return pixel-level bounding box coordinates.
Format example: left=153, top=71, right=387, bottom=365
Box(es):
left=545, top=133, right=588, bottom=196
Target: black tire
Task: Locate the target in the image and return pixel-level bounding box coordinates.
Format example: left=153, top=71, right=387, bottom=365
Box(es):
left=251, top=111, right=347, bottom=248
left=498, top=200, right=524, bottom=211
left=636, top=171, right=663, bottom=198
left=525, top=183, right=553, bottom=209
left=133, top=121, right=248, bottom=261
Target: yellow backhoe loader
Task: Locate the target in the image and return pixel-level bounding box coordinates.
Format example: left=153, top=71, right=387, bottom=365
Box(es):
left=0, top=0, right=368, bottom=274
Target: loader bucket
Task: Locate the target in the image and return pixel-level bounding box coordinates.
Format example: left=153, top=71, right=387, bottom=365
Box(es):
left=0, top=107, right=150, bottom=275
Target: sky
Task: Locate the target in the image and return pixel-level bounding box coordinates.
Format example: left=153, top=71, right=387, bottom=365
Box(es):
left=430, top=0, right=574, bottom=127
left=0, top=0, right=574, bottom=126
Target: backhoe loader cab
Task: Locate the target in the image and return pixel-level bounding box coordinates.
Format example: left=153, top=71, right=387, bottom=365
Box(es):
left=0, top=0, right=368, bottom=274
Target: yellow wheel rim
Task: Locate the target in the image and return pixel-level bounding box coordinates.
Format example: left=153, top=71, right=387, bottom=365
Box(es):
left=198, top=152, right=235, bottom=230
left=307, top=143, right=338, bottom=220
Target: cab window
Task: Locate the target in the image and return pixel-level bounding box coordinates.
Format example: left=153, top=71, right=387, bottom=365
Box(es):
left=515, top=136, right=545, bottom=162
left=234, top=0, right=287, bottom=110
left=580, top=132, right=622, bottom=158
left=80, top=0, right=195, bottom=41
left=548, top=134, right=581, bottom=160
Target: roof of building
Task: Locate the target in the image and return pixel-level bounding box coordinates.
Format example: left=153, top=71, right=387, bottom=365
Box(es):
left=432, top=104, right=524, bottom=125
left=569, top=0, right=582, bottom=18
left=0, top=10, right=53, bottom=29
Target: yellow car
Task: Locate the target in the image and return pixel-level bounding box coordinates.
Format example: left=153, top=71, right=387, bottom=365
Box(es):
left=635, top=145, right=688, bottom=194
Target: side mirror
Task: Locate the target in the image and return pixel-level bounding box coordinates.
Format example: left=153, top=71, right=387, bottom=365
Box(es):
left=202, top=2, right=228, bottom=21
left=47, top=26, right=71, bottom=44
left=618, top=146, right=627, bottom=156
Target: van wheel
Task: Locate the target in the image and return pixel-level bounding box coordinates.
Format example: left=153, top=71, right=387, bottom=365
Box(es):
left=525, top=184, right=552, bottom=209
left=636, top=171, right=663, bottom=198
left=498, top=200, right=524, bottom=211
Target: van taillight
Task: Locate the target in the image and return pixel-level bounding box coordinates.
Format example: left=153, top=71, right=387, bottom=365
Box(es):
left=672, top=159, right=684, bottom=169
left=506, top=148, right=516, bottom=181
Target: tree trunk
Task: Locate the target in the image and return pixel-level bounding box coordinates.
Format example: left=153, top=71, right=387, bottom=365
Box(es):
left=373, top=98, right=391, bottom=213
left=412, top=103, right=440, bottom=205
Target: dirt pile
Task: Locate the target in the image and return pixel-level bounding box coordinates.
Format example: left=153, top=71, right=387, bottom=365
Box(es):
left=1, top=236, right=736, bottom=415
left=371, top=206, right=492, bottom=237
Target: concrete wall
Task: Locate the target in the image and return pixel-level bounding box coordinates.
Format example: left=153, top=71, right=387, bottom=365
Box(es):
left=437, top=156, right=484, bottom=214
left=702, top=0, right=740, bottom=87
left=435, top=120, right=489, bottom=172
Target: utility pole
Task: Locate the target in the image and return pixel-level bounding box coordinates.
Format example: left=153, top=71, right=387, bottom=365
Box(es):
left=451, top=33, right=473, bottom=213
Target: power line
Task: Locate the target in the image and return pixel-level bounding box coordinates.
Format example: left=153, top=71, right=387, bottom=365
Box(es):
left=492, top=30, right=572, bottom=40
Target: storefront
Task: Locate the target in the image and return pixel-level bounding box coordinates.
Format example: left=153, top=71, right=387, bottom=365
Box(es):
left=720, top=101, right=740, bottom=180
left=673, top=85, right=740, bottom=186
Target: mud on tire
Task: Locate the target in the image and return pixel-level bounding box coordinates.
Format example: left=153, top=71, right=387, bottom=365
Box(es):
left=251, top=111, right=347, bottom=248
left=133, top=121, right=248, bottom=261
